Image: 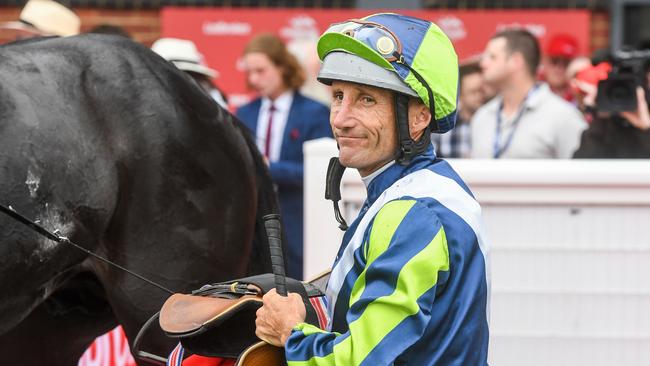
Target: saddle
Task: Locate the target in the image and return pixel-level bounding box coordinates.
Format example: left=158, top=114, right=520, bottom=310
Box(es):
left=159, top=272, right=330, bottom=361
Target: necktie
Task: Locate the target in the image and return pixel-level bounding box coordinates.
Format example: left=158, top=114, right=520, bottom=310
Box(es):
left=264, top=104, right=275, bottom=158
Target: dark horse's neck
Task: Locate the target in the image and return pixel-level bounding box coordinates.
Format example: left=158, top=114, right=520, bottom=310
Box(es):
left=232, top=113, right=280, bottom=277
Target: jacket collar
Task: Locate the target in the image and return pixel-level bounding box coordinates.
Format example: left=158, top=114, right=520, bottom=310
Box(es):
left=364, top=143, right=436, bottom=206
left=261, top=90, right=294, bottom=113
left=487, top=82, right=549, bottom=114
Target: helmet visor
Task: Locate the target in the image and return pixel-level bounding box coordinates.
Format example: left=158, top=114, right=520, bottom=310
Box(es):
left=324, top=19, right=402, bottom=62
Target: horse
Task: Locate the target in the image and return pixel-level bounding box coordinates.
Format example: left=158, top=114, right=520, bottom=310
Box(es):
left=0, top=34, right=277, bottom=364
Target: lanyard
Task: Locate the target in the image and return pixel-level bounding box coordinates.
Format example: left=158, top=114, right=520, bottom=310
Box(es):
left=493, top=85, right=539, bottom=158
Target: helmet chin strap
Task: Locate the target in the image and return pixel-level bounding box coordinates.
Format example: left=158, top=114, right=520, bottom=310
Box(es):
left=325, top=157, right=348, bottom=231
left=391, top=51, right=436, bottom=165
left=394, top=93, right=432, bottom=165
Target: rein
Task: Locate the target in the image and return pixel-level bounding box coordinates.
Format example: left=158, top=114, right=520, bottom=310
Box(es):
left=0, top=203, right=174, bottom=295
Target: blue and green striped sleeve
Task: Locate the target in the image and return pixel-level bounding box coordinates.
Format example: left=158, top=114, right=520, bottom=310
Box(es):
left=285, top=199, right=450, bottom=365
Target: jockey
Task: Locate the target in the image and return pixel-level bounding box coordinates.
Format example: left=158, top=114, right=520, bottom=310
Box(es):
left=255, top=12, right=491, bottom=365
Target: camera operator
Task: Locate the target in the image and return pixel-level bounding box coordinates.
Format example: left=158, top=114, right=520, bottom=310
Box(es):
left=573, top=50, right=650, bottom=158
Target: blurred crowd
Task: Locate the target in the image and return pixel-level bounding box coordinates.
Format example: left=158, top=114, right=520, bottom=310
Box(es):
left=2, top=0, right=650, bottom=279
left=3, top=0, right=649, bottom=163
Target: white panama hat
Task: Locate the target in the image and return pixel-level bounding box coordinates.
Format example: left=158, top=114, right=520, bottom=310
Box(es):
left=0, top=0, right=80, bottom=37
left=151, top=37, right=219, bottom=79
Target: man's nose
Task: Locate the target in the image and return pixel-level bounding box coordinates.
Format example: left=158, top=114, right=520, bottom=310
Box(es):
left=330, top=100, right=356, bottom=129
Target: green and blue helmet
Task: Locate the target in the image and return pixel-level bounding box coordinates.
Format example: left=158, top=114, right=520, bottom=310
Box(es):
left=317, top=13, right=459, bottom=164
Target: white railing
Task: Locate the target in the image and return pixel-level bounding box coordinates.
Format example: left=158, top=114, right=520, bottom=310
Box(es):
left=303, top=137, right=650, bottom=366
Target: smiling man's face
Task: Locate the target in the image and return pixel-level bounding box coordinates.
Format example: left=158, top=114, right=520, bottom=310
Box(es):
left=329, top=81, right=398, bottom=177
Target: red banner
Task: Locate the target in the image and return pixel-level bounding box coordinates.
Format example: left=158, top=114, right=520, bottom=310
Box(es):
left=161, top=8, right=590, bottom=108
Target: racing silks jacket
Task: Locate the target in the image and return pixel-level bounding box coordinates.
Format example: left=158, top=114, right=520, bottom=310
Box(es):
left=285, top=145, right=490, bottom=365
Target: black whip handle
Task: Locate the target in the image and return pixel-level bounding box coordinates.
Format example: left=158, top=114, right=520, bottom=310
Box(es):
left=0, top=204, right=61, bottom=242
left=263, top=214, right=287, bottom=297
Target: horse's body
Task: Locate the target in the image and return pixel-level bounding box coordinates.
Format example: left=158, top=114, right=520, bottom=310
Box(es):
left=0, top=35, right=276, bottom=364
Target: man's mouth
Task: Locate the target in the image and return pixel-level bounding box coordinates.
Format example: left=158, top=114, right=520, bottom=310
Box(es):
left=337, top=136, right=367, bottom=149
left=337, top=135, right=364, bottom=142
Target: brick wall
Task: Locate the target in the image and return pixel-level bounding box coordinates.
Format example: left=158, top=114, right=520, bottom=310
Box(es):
left=77, top=8, right=160, bottom=45
left=0, top=7, right=20, bottom=43
left=591, top=10, right=609, bottom=51
left=0, top=7, right=160, bottom=45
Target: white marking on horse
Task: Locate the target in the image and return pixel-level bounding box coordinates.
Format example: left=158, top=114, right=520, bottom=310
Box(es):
left=34, top=203, right=74, bottom=259
left=25, top=169, right=40, bottom=198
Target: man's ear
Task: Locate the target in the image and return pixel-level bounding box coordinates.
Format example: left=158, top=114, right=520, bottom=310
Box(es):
left=409, top=99, right=432, bottom=137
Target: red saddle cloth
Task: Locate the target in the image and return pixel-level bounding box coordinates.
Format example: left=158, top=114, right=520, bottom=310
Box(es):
left=183, top=355, right=236, bottom=366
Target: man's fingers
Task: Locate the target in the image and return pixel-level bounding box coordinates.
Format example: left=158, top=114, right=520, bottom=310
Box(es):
left=255, top=311, right=264, bottom=327
left=256, top=305, right=266, bottom=322
left=255, top=328, right=271, bottom=343
left=262, top=289, right=278, bottom=304
left=636, top=87, right=650, bottom=129
left=255, top=314, right=274, bottom=344
left=621, top=87, right=650, bottom=130
left=255, top=290, right=306, bottom=347
left=255, top=328, right=283, bottom=347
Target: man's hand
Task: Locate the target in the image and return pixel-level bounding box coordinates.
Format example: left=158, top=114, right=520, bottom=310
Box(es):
left=620, top=87, right=650, bottom=131
left=255, top=289, right=306, bottom=347
left=572, top=78, right=598, bottom=108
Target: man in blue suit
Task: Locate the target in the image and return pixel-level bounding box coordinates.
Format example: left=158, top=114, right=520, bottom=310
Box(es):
left=237, top=33, right=332, bottom=279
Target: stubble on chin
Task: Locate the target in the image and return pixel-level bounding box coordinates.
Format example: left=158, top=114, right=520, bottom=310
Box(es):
left=337, top=149, right=355, bottom=169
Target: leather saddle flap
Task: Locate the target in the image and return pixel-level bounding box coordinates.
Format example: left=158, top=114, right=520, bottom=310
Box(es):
left=160, top=294, right=262, bottom=336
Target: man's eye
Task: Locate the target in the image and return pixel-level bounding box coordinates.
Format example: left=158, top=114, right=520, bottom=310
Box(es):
left=333, top=92, right=343, bottom=101
left=362, top=96, right=374, bottom=104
